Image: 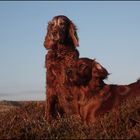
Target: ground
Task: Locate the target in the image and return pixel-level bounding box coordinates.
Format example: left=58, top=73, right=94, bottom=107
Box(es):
left=0, top=97, right=140, bottom=139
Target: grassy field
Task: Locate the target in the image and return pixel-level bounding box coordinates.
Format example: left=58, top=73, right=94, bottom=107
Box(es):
left=0, top=97, right=140, bottom=139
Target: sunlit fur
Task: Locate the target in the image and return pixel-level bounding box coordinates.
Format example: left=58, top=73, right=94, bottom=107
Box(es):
left=44, top=15, right=79, bottom=50
left=67, top=58, right=140, bottom=124
left=44, top=15, right=79, bottom=123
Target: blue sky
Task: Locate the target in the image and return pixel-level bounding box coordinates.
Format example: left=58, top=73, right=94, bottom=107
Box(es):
left=0, top=1, right=140, bottom=100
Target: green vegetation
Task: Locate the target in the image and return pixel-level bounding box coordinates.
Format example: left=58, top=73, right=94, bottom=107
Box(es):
left=0, top=97, right=140, bottom=139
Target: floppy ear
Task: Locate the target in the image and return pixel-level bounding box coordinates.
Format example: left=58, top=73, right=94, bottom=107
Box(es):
left=97, top=63, right=110, bottom=79
left=44, top=34, right=52, bottom=50
left=44, top=23, right=54, bottom=50
left=69, top=21, right=79, bottom=47
left=92, top=59, right=109, bottom=79
left=101, top=67, right=109, bottom=80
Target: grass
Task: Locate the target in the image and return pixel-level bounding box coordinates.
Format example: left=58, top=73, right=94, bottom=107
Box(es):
left=0, top=96, right=140, bottom=139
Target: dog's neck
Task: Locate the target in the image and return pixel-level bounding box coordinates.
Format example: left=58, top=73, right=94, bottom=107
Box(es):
left=52, top=44, right=75, bottom=51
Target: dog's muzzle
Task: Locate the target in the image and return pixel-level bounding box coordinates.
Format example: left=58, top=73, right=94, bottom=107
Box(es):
left=51, top=27, right=67, bottom=43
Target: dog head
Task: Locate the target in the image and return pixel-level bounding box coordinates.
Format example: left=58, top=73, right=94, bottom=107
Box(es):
left=44, top=15, right=79, bottom=49
left=66, top=58, right=109, bottom=86
left=66, top=58, right=92, bottom=85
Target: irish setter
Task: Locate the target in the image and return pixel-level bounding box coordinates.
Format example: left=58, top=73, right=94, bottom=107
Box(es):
left=66, top=58, right=140, bottom=124
left=44, top=15, right=79, bottom=122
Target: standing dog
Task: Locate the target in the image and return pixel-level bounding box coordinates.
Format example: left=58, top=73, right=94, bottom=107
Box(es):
left=67, top=58, right=140, bottom=124
left=44, top=15, right=79, bottom=122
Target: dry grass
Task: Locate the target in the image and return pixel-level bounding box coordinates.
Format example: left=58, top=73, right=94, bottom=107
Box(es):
left=0, top=96, right=140, bottom=139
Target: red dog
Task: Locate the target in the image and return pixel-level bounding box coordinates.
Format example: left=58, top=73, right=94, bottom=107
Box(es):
left=67, top=58, right=140, bottom=124
left=44, top=15, right=79, bottom=122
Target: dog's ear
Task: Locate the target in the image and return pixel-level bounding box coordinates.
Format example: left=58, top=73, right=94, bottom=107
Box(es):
left=99, top=64, right=109, bottom=80
left=92, top=60, right=109, bottom=79
left=44, top=23, right=54, bottom=50
left=44, top=34, right=52, bottom=50
left=69, top=21, right=79, bottom=47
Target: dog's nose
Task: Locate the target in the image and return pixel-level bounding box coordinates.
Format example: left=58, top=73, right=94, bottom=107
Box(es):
left=66, top=69, right=72, bottom=77
left=52, top=30, right=57, bottom=36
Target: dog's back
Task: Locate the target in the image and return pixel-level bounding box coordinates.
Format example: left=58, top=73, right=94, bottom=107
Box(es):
left=96, top=80, right=140, bottom=118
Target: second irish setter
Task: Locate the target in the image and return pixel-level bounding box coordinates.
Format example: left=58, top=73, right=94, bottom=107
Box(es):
left=66, top=58, right=140, bottom=124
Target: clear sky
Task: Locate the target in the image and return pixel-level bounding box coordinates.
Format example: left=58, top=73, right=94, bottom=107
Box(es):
left=0, top=1, right=140, bottom=100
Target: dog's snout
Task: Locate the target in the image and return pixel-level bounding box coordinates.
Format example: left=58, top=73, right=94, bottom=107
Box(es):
left=66, top=69, right=72, bottom=77
left=54, top=26, right=59, bottom=31
left=51, top=26, right=61, bottom=36
left=52, top=30, right=57, bottom=36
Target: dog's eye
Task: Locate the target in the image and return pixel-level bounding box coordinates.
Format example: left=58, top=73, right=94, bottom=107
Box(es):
left=49, top=21, right=55, bottom=27
left=51, top=23, right=55, bottom=27
left=79, top=64, right=85, bottom=70
left=66, top=69, right=72, bottom=77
